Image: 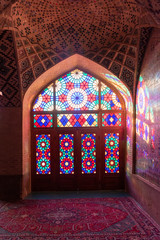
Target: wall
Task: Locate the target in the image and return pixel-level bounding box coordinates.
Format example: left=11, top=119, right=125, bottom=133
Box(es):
left=127, top=28, right=160, bottom=225
left=136, top=28, right=160, bottom=186
left=0, top=30, right=22, bottom=200
left=126, top=111, right=133, bottom=175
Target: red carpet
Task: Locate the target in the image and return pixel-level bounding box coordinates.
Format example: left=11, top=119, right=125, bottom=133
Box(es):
left=0, top=197, right=159, bottom=239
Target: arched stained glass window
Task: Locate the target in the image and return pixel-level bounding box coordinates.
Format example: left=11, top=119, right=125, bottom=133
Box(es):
left=101, top=82, right=122, bottom=110
left=33, top=84, right=54, bottom=111
left=55, top=70, right=99, bottom=111
left=32, top=69, right=124, bottom=178
left=33, top=69, right=122, bottom=113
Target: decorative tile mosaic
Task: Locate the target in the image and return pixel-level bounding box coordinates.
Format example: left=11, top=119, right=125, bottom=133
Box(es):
left=0, top=30, right=21, bottom=107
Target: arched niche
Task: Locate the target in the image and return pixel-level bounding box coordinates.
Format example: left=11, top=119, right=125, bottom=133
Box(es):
left=22, top=54, right=132, bottom=198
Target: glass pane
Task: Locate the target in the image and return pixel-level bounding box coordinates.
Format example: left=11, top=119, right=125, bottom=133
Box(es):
left=57, top=113, right=98, bottom=127
left=81, top=133, right=96, bottom=174
left=55, top=69, right=99, bottom=111
left=102, top=113, right=121, bottom=126
left=105, top=133, right=119, bottom=173
left=33, top=84, right=54, bottom=111
left=59, top=134, right=74, bottom=174
left=36, top=134, right=51, bottom=174
left=34, top=114, right=53, bottom=128
left=101, top=82, right=122, bottom=110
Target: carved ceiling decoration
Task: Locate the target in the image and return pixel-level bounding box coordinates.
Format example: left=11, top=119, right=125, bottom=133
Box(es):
left=0, top=30, right=21, bottom=107
left=0, top=0, right=13, bottom=13
left=136, top=27, right=153, bottom=87
left=135, top=0, right=160, bottom=24
left=14, top=27, right=140, bottom=94
left=0, top=0, right=159, bottom=98
left=12, top=0, right=141, bottom=54
left=0, top=0, right=17, bottom=13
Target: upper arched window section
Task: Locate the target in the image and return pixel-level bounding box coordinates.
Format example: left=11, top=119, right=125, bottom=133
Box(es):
left=32, top=69, right=124, bottom=128
left=33, top=69, right=122, bottom=112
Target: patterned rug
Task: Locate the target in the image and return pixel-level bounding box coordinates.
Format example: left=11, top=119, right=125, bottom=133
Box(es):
left=0, top=197, right=159, bottom=239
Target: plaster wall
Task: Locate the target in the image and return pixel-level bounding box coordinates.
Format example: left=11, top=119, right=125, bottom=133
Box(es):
left=0, top=108, right=22, bottom=199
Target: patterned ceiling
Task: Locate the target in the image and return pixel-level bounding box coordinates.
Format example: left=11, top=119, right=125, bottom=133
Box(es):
left=12, top=0, right=141, bottom=53
left=135, top=0, right=160, bottom=24
left=0, top=0, right=159, bottom=101
left=0, top=0, right=16, bottom=13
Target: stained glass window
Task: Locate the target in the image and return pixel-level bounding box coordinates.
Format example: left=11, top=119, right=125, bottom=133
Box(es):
left=36, top=134, right=51, bottom=174
left=33, top=69, right=124, bottom=177
left=101, top=82, right=122, bottom=110
left=105, top=133, right=119, bottom=173
left=59, top=134, right=74, bottom=174
left=102, top=113, right=121, bottom=127
left=81, top=133, right=96, bottom=174
left=57, top=114, right=98, bottom=127
left=33, top=84, right=54, bottom=111
left=34, top=114, right=53, bottom=128
left=55, top=69, right=99, bottom=111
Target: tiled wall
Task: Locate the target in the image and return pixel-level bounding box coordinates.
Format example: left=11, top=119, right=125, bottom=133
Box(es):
left=0, top=30, right=22, bottom=199
left=136, top=28, right=160, bottom=186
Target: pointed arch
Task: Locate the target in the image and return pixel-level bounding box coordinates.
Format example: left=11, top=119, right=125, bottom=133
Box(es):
left=22, top=54, right=132, bottom=197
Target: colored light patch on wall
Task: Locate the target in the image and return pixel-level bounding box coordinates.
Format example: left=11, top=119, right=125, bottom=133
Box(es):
left=36, top=134, right=51, bottom=174
left=105, top=133, right=119, bottom=173
left=55, top=69, right=99, bottom=111
left=105, top=74, right=132, bottom=112
left=33, top=84, right=54, bottom=111
left=127, top=115, right=131, bottom=129
left=57, top=114, right=98, bottom=127
left=102, top=113, right=121, bottom=126
left=34, top=114, right=53, bottom=128
left=136, top=119, right=149, bottom=144
left=59, top=134, right=74, bottom=174
left=101, top=82, right=122, bottom=110
left=126, top=135, right=132, bottom=173
left=151, top=128, right=155, bottom=149
left=81, top=133, right=96, bottom=174
left=150, top=107, right=154, bottom=123
left=136, top=76, right=149, bottom=120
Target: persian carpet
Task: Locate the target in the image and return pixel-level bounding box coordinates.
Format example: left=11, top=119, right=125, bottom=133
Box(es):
left=0, top=197, right=159, bottom=240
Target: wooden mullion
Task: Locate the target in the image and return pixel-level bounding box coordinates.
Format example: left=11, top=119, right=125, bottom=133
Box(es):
left=56, top=110, right=99, bottom=114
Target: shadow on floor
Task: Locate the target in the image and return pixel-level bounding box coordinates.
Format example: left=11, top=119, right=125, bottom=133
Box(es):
left=26, top=190, right=129, bottom=199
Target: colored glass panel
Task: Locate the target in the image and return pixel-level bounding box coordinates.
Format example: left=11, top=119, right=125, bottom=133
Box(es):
left=33, top=84, right=54, bottom=111
left=105, top=133, right=119, bottom=173
left=55, top=69, right=99, bottom=111
left=101, top=82, right=122, bottom=110
left=36, top=134, right=51, bottom=174
left=59, top=134, right=74, bottom=174
left=136, top=119, right=149, bottom=143
left=81, top=133, right=96, bottom=174
left=102, top=113, right=121, bottom=126
left=57, top=114, right=98, bottom=127
left=34, top=114, right=53, bottom=128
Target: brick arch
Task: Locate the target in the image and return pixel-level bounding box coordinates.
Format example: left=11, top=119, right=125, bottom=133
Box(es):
left=22, top=54, right=132, bottom=198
